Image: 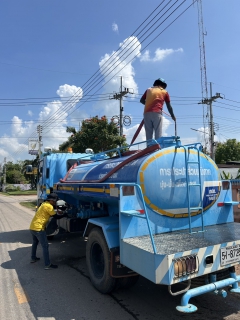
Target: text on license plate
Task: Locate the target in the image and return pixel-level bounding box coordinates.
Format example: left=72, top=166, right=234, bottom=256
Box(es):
left=220, top=244, right=240, bottom=266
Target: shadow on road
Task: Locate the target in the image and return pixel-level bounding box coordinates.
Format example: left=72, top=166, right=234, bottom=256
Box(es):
left=0, top=229, right=240, bottom=320
left=0, top=229, right=32, bottom=245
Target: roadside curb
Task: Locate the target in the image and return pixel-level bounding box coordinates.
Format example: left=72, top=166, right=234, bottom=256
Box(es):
left=0, top=194, right=37, bottom=216
left=15, top=201, right=36, bottom=216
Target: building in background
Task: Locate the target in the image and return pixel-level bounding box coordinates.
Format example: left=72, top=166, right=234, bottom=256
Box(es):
left=218, top=162, right=240, bottom=223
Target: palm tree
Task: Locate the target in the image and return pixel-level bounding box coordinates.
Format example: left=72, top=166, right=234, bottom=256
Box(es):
left=220, top=171, right=233, bottom=180
left=234, top=169, right=240, bottom=179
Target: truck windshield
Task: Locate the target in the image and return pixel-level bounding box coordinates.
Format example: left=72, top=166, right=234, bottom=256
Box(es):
left=39, top=160, right=43, bottom=177
left=67, top=159, right=79, bottom=171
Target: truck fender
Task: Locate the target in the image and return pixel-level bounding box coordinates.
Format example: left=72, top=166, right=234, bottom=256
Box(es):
left=84, top=218, right=138, bottom=279
left=83, top=216, right=119, bottom=249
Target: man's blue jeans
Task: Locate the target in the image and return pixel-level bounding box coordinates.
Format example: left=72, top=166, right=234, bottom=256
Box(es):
left=30, top=230, right=50, bottom=267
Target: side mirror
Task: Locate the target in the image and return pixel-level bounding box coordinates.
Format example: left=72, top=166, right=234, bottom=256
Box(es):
left=26, top=165, right=33, bottom=174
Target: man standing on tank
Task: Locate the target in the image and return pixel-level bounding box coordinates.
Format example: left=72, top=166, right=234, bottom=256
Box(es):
left=140, top=78, right=176, bottom=141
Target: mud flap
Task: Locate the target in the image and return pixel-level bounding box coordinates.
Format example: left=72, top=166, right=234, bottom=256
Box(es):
left=110, top=248, right=138, bottom=278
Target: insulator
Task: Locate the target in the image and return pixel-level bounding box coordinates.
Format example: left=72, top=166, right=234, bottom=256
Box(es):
left=123, top=115, right=131, bottom=126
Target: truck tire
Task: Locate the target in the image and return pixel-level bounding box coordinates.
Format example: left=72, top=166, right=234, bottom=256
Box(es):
left=86, top=227, right=117, bottom=294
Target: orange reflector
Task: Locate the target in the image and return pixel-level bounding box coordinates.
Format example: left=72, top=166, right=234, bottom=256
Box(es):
left=217, top=202, right=224, bottom=207
left=137, top=209, right=145, bottom=214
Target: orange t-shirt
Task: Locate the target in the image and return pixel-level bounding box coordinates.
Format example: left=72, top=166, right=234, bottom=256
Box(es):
left=141, top=86, right=170, bottom=113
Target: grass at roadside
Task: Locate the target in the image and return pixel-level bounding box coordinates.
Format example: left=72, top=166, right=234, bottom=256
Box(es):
left=20, top=201, right=37, bottom=210
left=1, top=190, right=37, bottom=196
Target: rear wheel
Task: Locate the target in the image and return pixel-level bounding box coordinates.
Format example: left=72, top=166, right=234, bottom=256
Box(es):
left=86, top=228, right=117, bottom=293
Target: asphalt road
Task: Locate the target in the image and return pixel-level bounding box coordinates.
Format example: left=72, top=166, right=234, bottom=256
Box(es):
left=0, top=193, right=240, bottom=320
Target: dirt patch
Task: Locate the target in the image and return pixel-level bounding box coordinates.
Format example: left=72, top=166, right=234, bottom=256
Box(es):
left=235, top=264, right=240, bottom=275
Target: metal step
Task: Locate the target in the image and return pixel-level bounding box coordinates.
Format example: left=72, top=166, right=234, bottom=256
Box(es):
left=187, top=161, right=199, bottom=164
left=121, top=210, right=146, bottom=219
left=120, top=223, right=240, bottom=285
left=189, top=206, right=203, bottom=211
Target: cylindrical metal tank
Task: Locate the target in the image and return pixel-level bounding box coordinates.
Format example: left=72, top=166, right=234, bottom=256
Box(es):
left=62, top=144, right=220, bottom=218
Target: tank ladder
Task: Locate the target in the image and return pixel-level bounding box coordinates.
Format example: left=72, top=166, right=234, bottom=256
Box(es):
left=120, top=183, right=157, bottom=254
left=176, top=144, right=204, bottom=233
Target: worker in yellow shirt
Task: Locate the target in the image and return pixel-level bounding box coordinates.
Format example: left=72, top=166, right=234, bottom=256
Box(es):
left=30, top=193, right=65, bottom=270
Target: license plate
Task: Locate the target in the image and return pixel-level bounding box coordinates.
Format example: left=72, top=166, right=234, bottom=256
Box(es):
left=220, top=244, right=240, bottom=266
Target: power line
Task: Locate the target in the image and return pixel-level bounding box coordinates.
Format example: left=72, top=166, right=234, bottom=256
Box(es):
left=215, top=115, right=240, bottom=123
left=0, top=61, right=91, bottom=75
left=0, top=97, right=202, bottom=106
left=0, top=94, right=203, bottom=100
left=8, top=1, right=197, bottom=160
left=46, top=1, right=195, bottom=127
left=214, top=101, right=240, bottom=109
left=224, top=98, right=240, bottom=104
left=0, top=116, right=205, bottom=126
left=213, top=103, right=240, bottom=112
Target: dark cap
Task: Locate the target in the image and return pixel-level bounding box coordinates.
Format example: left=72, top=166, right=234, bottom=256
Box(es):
left=153, top=78, right=167, bottom=89
left=46, top=193, right=58, bottom=201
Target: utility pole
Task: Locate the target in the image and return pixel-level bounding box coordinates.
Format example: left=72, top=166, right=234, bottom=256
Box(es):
left=112, top=76, right=130, bottom=136
left=37, top=125, right=43, bottom=157
left=200, top=82, right=223, bottom=161
left=209, top=82, right=214, bottom=161
left=3, top=157, right=6, bottom=188
left=196, top=0, right=208, bottom=152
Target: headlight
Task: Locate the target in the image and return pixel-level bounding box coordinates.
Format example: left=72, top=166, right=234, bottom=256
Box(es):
left=173, top=255, right=198, bottom=278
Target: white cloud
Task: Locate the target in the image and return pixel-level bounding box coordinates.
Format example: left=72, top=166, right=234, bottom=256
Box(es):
left=94, top=38, right=178, bottom=146
left=181, top=136, right=198, bottom=146
left=57, top=84, right=82, bottom=99
left=124, top=124, right=146, bottom=145
left=0, top=84, right=84, bottom=162
left=0, top=135, right=28, bottom=162
left=95, top=36, right=141, bottom=116
left=196, top=126, right=211, bottom=152
left=0, top=38, right=185, bottom=163
left=123, top=116, right=173, bottom=146
left=140, top=47, right=183, bottom=62
left=154, top=48, right=183, bottom=61
left=140, top=50, right=150, bottom=62
left=162, top=117, right=172, bottom=136
left=112, top=22, right=118, bottom=33
left=178, top=126, right=210, bottom=153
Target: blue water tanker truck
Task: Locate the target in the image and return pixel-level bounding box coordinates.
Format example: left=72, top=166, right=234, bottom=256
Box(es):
left=36, top=148, right=93, bottom=236
left=51, top=136, right=240, bottom=313
left=37, top=148, right=93, bottom=206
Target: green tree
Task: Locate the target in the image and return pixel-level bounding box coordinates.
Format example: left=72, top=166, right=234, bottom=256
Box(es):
left=4, top=160, right=39, bottom=185
left=235, top=169, right=240, bottom=179
left=59, top=116, right=126, bottom=153
left=21, top=159, right=39, bottom=189
left=5, top=161, right=25, bottom=184
left=220, top=169, right=240, bottom=180
left=220, top=171, right=233, bottom=180
left=22, top=159, right=33, bottom=179
left=215, top=139, right=240, bottom=164
left=7, top=169, right=23, bottom=184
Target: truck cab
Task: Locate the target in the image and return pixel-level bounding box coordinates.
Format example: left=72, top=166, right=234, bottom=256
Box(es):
left=37, top=149, right=91, bottom=206
left=36, top=149, right=93, bottom=237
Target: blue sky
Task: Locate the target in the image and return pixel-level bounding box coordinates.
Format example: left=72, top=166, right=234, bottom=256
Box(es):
left=0, top=0, right=240, bottom=163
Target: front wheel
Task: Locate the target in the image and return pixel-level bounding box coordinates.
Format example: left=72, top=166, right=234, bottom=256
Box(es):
left=86, top=227, right=117, bottom=293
